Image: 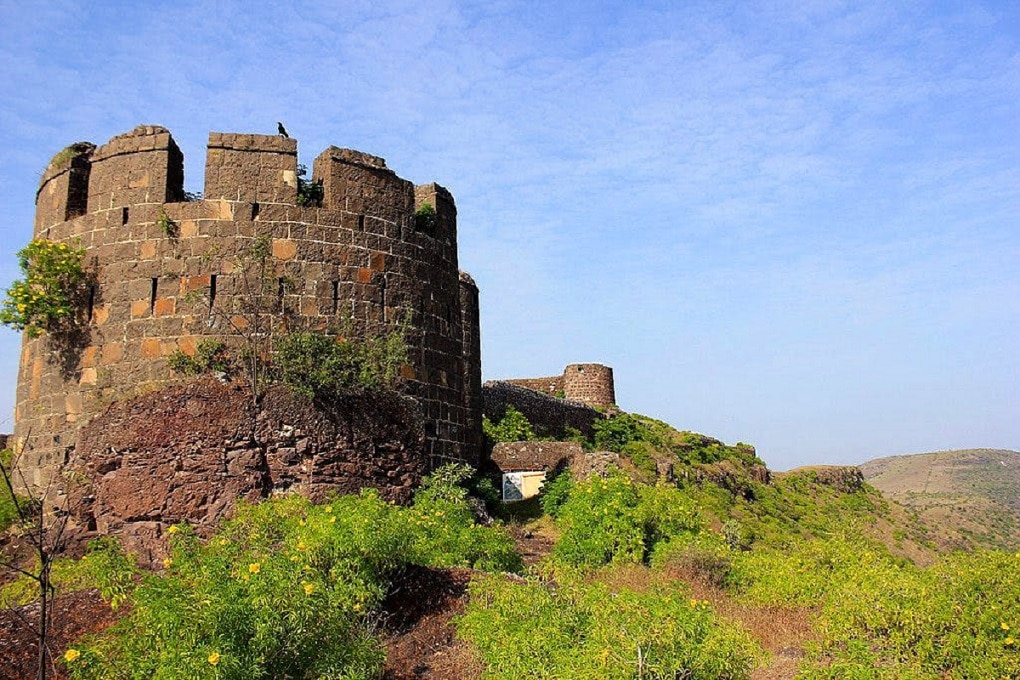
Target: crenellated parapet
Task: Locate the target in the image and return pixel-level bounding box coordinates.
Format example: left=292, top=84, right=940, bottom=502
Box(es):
left=205, top=132, right=297, bottom=204
left=14, top=125, right=482, bottom=493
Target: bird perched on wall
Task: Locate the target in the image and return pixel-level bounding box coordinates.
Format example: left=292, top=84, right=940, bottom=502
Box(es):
left=277, top=122, right=289, bottom=138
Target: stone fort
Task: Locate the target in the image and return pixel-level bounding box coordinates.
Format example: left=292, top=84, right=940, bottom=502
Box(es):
left=15, top=124, right=483, bottom=494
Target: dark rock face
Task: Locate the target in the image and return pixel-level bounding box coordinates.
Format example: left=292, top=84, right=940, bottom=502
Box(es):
left=805, top=465, right=865, bottom=493
left=68, top=380, right=425, bottom=564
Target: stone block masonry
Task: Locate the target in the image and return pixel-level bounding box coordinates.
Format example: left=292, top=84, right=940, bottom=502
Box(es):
left=482, top=381, right=604, bottom=440
left=15, top=125, right=482, bottom=498
left=505, top=363, right=616, bottom=409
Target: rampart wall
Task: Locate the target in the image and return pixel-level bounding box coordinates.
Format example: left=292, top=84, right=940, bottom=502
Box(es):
left=505, top=363, right=616, bottom=408
left=481, top=380, right=604, bottom=440
left=16, top=125, right=481, bottom=494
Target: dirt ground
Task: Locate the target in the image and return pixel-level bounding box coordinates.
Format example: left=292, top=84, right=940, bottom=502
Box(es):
left=0, top=589, right=120, bottom=680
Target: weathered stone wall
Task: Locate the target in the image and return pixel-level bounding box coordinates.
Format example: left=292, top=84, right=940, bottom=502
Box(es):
left=34, top=142, right=94, bottom=231
left=505, top=363, right=616, bottom=408
left=505, top=375, right=563, bottom=396
left=16, top=125, right=479, bottom=494
left=490, top=441, right=583, bottom=472
left=86, top=125, right=184, bottom=213
left=459, top=272, right=483, bottom=463
left=68, top=380, right=425, bottom=564
left=205, top=133, right=297, bottom=204
left=482, top=381, right=604, bottom=439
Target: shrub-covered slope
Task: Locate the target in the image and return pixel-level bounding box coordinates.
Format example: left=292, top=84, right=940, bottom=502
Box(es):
left=860, top=448, right=1020, bottom=551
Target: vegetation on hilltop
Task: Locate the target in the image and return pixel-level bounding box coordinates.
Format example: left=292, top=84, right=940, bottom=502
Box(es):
left=3, top=411, right=1019, bottom=678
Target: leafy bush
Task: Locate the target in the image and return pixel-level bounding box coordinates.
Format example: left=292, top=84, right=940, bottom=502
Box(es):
left=458, top=573, right=758, bottom=679
left=801, top=550, right=1020, bottom=678
left=552, top=474, right=703, bottom=568
left=1, top=239, right=89, bottom=337
left=166, top=339, right=231, bottom=376
left=0, top=538, right=135, bottom=609
left=296, top=165, right=323, bottom=207
left=0, top=448, right=30, bottom=532
left=727, top=533, right=902, bottom=607
left=272, top=328, right=407, bottom=400
left=414, top=202, right=437, bottom=233
left=406, top=465, right=522, bottom=572
left=539, top=469, right=573, bottom=518
left=650, top=532, right=734, bottom=588
left=482, top=405, right=535, bottom=443
left=63, top=471, right=520, bottom=678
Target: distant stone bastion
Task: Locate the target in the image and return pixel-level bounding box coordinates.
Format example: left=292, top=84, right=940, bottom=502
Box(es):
left=481, top=363, right=617, bottom=440
left=15, top=124, right=483, bottom=496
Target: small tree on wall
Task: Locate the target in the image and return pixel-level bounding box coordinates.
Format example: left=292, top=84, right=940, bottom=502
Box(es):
left=0, top=239, right=90, bottom=338
left=175, top=234, right=411, bottom=406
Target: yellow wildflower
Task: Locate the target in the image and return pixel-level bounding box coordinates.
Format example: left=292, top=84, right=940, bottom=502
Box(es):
left=163, top=558, right=173, bottom=569
left=1002, top=622, right=1011, bottom=632
left=208, top=651, right=220, bottom=665
left=329, top=516, right=337, bottom=523
left=1005, top=637, right=1015, bottom=646
left=303, top=582, right=315, bottom=595
left=249, top=563, right=261, bottom=574
left=324, top=505, right=333, bottom=513
left=167, top=525, right=179, bottom=535
left=63, top=649, right=81, bottom=663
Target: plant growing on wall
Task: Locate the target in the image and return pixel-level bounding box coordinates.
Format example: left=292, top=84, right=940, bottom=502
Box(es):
left=155, top=209, right=178, bottom=239
left=166, top=339, right=231, bottom=376
left=0, top=239, right=89, bottom=338
left=296, top=165, right=323, bottom=207
left=273, top=327, right=407, bottom=402
left=482, top=405, right=535, bottom=443
left=414, top=203, right=437, bottom=234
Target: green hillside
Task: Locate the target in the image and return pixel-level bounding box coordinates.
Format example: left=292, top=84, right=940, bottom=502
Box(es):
left=4, top=419, right=1019, bottom=679
left=860, top=448, right=1020, bottom=552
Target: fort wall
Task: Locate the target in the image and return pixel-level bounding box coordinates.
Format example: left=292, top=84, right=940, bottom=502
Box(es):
left=481, top=380, right=604, bottom=440
left=504, top=363, right=616, bottom=409
left=16, top=125, right=480, bottom=492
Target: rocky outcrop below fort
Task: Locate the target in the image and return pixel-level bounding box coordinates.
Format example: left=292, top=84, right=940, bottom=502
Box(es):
left=67, top=379, right=425, bottom=564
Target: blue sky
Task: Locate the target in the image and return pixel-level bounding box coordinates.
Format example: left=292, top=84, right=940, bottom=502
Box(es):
left=0, top=0, right=1017, bottom=470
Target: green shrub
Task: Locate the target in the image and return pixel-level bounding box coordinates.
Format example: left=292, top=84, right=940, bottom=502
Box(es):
left=414, top=203, right=437, bottom=233
left=539, top=469, right=573, bottom=518
left=296, top=165, right=323, bottom=207
left=458, top=573, right=758, bottom=679
left=0, top=449, right=29, bottom=532
left=551, top=474, right=704, bottom=568
left=272, top=328, right=407, bottom=400
left=650, top=532, right=733, bottom=588
left=63, top=475, right=521, bottom=678
left=1, top=239, right=89, bottom=337
left=592, top=413, right=641, bottom=452
left=166, top=339, right=231, bottom=376
left=801, top=550, right=1020, bottom=678
left=406, top=465, right=522, bottom=572
left=482, top=405, right=535, bottom=443
left=727, top=533, right=901, bottom=607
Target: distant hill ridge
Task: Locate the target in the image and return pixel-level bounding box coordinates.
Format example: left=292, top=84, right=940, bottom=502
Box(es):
left=860, top=448, right=1020, bottom=552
